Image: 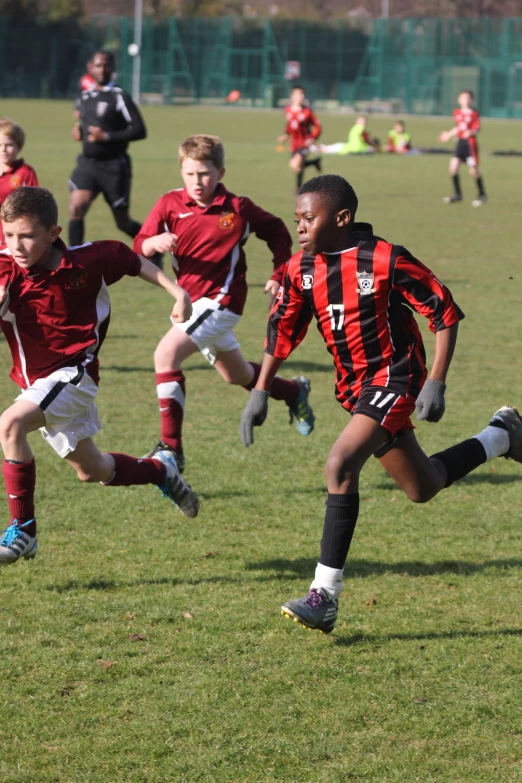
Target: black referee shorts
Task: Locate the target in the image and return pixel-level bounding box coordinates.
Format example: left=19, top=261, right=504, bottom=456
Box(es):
left=69, top=153, right=132, bottom=209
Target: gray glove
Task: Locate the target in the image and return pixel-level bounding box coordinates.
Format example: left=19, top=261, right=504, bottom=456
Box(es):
left=240, top=389, right=269, bottom=447
left=415, top=379, right=446, bottom=422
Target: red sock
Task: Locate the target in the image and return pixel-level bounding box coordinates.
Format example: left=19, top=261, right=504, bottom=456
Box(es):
left=106, top=453, right=166, bottom=487
left=2, top=459, right=36, bottom=536
left=244, top=362, right=299, bottom=405
left=156, top=370, right=185, bottom=453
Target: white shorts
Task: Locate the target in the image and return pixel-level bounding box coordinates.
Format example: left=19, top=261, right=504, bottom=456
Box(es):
left=172, top=296, right=241, bottom=365
left=16, top=362, right=101, bottom=458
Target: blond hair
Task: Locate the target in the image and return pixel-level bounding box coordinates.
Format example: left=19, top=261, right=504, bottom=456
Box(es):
left=0, top=118, right=25, bottom=150
left=178, top=134, right=225, bottom=169
left=0, top=187, right=58, bottom=229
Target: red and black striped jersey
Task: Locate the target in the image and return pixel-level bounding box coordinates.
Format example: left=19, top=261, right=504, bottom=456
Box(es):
left=266, top=223, right=464, bottom=408
left=453, top=108, right=480, bottom=139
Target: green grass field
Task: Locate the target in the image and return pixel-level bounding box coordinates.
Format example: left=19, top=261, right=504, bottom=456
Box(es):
left=2, top=100, right=522, bottom=782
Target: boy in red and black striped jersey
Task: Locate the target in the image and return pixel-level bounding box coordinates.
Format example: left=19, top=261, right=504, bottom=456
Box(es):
left=241, top=174, right=522, bottom=634
left=278, top=86, right=322, bottom=194
left=439, top=90, right=487, bottom=207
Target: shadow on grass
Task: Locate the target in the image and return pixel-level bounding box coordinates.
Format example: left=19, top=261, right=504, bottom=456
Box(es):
left=183, top=360, right=333, bottom=374
left=104, top=366, right=153, bottom=373
left=198, top=485, right=327, bottom=500
left=334, top=627, right=522, bottom=647
left=245, top=556, right=522, bottom=579
left=377, top=473, right=522, bottom=490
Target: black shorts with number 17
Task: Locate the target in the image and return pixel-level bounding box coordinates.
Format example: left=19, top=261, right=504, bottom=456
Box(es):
left=68, top=153, right=132, bottom=209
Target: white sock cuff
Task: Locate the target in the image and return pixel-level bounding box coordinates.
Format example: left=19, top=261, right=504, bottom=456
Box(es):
left=475, top=426, right=509, bottom=461
left=310, top=562, right=344, bottom=598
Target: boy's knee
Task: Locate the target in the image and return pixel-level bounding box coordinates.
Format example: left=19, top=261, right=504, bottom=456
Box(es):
left=0, top=410, right=23, bottom=443
left=325, top=451, right=361, bottom=485
left=404, top=485, right=434, bottom=504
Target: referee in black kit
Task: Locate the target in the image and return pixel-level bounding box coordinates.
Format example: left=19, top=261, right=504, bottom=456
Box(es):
left=68, top=50, right=147, bottom=246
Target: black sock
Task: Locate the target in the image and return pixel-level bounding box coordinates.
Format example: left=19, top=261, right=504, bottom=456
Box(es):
left=297, top=171, right=304, bottom=189
left=476, top=176, right=486, bottom=197
left=68, top=219, right=84, bottom=246
left=125, top=220, right=142, bottom=239
left=452, top=174, right=462, bottom=198
left=431, top=438, right=487, bottom=488
left=320, top=493, right=360, bottom=570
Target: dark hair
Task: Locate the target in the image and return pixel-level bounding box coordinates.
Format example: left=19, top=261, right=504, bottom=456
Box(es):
left=459, top=89, right=474, bottom=99
left=89, top=49, right=115, bottom=68
left=0, top=187, right=58, bottom=229
left=299, top=175, right=358, bottom=220
left=291, top=84, right=304, bottom=92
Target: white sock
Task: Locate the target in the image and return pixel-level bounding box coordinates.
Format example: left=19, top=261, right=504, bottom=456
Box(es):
left=310, top=562, right=344, bottom=599
left=474, top=426, right=509, bottom=461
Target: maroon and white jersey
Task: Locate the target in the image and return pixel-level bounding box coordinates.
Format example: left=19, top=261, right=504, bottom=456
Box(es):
left=0, top=238, right=141, bottom=389
left=134, top=184, right=292, bottom=316
left=453, top=108, right=480, bottom=140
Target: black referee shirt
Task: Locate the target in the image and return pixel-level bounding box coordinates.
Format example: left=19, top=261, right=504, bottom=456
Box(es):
left=77, top=85, right=147, bottom=160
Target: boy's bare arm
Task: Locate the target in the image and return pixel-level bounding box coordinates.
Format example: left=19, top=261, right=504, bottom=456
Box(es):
left=137, top=255, right=192, bottom=322
left=416, top=323, right=458, bottom=422
left=429, top=322, right=458, bottom=383
left=255, top=353, right=285, bottom=391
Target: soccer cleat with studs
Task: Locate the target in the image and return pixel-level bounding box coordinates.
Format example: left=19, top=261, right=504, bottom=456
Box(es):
left=144, top=441, right=185, bottom=474
left=0, top=519, right=38, bottom=566
left=152, top=450, right=199, bottom=518
left=281, top=588, right=338, bottom=634
left=443, top=194, right=462, bottom=204
left=489, top=406, right=522, bottom=463
left=288, top=376, right=315, bottom=436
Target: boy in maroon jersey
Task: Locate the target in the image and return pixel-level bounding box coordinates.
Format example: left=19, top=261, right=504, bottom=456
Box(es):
left=0, top=118, right=38, bottom=247
left=0, top=187, right=198, bottom=567
left=278, top=85, right=322, bottom=194
left=241, top=174, right=522, bottom=634
left=440, top=90, right=487, bottom=207
left=134, top=134, right=315, bottom=474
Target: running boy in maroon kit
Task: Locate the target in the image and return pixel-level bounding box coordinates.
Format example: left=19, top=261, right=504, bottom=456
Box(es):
left=278, top=85, right=322, bottom=193
left=241, top=174, right=522, bottom=634
left=134, top=134, right=315, bottom=473
left=0, top=118, right=38, bottom=247
left=0, top=187, right=198, bottom=567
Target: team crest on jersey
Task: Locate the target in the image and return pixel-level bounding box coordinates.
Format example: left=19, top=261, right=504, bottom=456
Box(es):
left=67, top=271, right=89, bottom=290
left=9, top=175, right=21, bottom=189
left=218, top=211, right=235, bottom=230
left=302, top=274, right=314, bottom=290
left=356, top=270, right=376, bottom=295
left=276, top=285, right=284, bottom=302
left=96, top=101, right=108, bottom=117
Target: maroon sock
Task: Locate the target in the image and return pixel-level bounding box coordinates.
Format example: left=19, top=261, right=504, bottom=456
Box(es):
left=156, top=370, right=185, bottom=453
left=2, top=458, right=37, bottom=536
left=244, top=362, right=299, bottom=405
left=106, top=453, right=166, bottom=487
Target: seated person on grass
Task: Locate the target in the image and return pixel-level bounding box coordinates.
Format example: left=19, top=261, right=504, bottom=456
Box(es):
left=319, top=116, right=379, bottom=156
left=386, top=120, right=411, bottom=153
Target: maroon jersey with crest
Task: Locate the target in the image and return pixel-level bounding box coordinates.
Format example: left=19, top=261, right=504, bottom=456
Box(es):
left=0, top=239, right=141, bottom=389
left=134, top=184, right=292, bottom=316
left=267, top=223, right=464, bottom=408
left=0, top=160, right=39, bottom=247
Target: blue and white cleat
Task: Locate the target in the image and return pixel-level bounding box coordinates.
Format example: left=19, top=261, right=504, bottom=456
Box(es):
left=288, top=376, right=315, bottom=436
left=145, top=441, right=185, bottom=474
left=281, top=588, right=338, bottom=634
left=152, top=450, right=199, bottom=518
left=0, top=519, right=38, bottom=566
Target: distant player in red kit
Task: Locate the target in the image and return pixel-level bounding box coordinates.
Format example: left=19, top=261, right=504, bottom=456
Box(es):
left=440, top=90, right=487, bottom=207
left=278, top=85, right=322, bottom=193
left=241, top=174, right=522, bottom=634
left=134, top=135, right=315, bottom=476
left=0, top=118, right=38, bottom=247
left=0, top=187, right=198, bottom=567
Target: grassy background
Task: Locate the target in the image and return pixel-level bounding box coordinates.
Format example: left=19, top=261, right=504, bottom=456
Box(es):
left=1, top=101, right=522, bottom=781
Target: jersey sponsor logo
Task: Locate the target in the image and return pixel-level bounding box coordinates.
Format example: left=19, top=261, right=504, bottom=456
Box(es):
left=302, top=274, right=314, bottom=290
left=67, top=271, right=89, bottom=290
left=96, top=101, right=108, bottom=117
left=356, top=270, right=376, bottom=295
left=218, top=211, right=235, bottom=230
left=9, top=175, right=21, bottom=189
left=178, top=212, right=193, bottom=219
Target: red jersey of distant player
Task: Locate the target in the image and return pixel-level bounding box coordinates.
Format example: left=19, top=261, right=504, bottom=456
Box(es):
left=0, top=238, right=141, bottom=389
left=0, top=160, right=39, bottom=246
left=284, top=105, right=321, bottom=153
left=133, top=184, right=292, bottom=316
left=454, top=107, right=480, bottom=162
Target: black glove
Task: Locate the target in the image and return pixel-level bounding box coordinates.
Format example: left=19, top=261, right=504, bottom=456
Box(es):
left=415, top=379, right=446, bottom=422
left=240, top=389, right=269, bottom=447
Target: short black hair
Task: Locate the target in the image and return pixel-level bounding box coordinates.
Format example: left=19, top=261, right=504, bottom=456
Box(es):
left=89, top=49, right=115, bottom=67
left=459, top=89, right=474, bottom=99
left=299, top=175, right=358, bottom=219
left=291, top=84, right=304, bottom=92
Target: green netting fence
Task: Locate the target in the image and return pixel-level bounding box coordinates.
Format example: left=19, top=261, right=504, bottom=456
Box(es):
left=2, top=15, right=522, bottom=117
